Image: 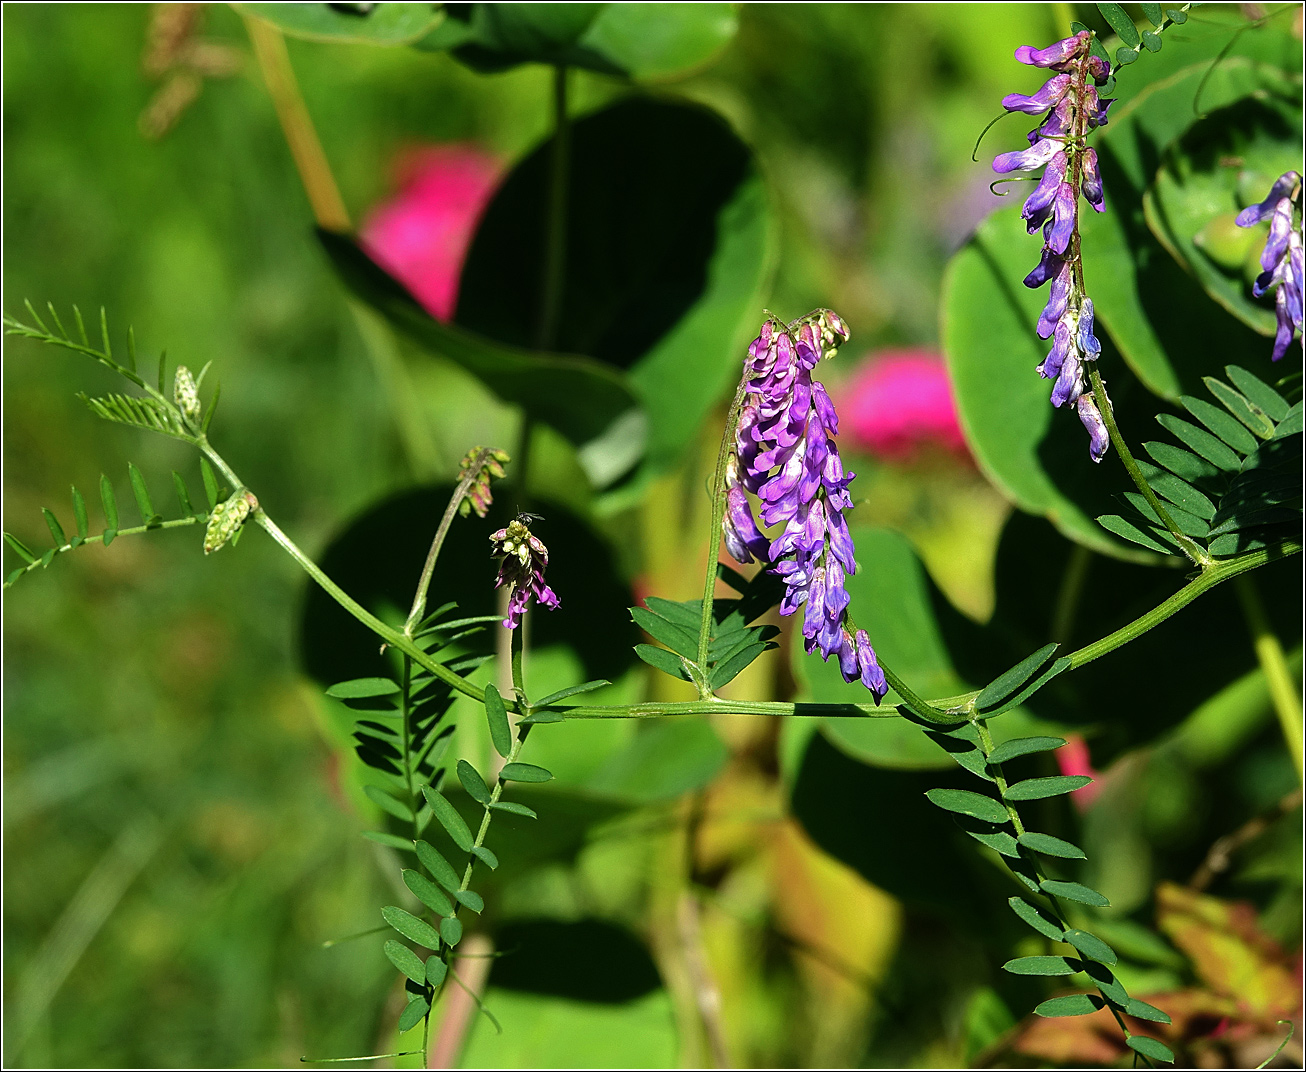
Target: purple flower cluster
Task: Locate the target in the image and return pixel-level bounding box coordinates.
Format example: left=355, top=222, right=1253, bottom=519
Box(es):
left=1236, top=171, right=1303, bottom=362
left=722, top=312, right=888, bottom=703
left=994, top=30, right=1113, bottom=463
left=490, top=518, right=560, bottom=629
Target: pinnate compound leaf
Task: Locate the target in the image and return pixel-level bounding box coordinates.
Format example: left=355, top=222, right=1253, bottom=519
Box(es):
left=1003, top=955, right=1082, bottom=976
left=1042, top=879, right=1110, bottom=907
left=1018, top=831, right=1087, bottom=859
left=1004, top=775, right=1092, bottom=801
left=976, top=643, right=1059, bottom=710
left=1064, top=928, right=1118, bottom=965
left=1035, top=993, right=1104, bottom=1017
left=440, top=916, right=463, bottom=947
left=364, top=784, right=414, bottom=822
left=457, top=760, right=493, bottom=805
left=988, top=736, right=1067, bottom=766
left=422, top=787, right=474, bottom=851
left=384, top=940, right=427, bottom=985
left=925, top=788, right=1009, bottom=825
left=382, top=906, right=441, bottom=950
left=402, top=869, right=454, bottom=917
left=482, top=682, right=512, bottom=759
left=1127, top=1036, right=1176, bottom=1063
left=415, top=841, right=462, bottom=892
left=1009, top=897, right=1065, bottom=941
left=397, top=996, right=430, bottom=1033
left=1125, top=998, right=1173, bottom=1023
left=499, top=762, right=552, bottom=783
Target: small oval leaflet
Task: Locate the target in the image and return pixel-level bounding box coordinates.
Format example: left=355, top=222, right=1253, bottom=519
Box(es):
left=1035, top=993, right=1103, bottom=1017
left=472, top=845, right=499, bottom=869
left=454, top=889, right=485, bottom=913
left=457, top=760, right=493, bottom=805
left=415, top=840, right=462, bottom=892
left=925, top=788, right=1009, bottom=825
left=1125, top=998, right=1172, bottom=1024
left=1004, top=775, right=1092, bottom=801
left=987, top=736, right=1066, bottom=766
left=422, top=786, right=474, bottom=851
left=382, top=905, right=441, bottom=950
left=426, top=956, right=448, bottom=987
left=1008, top=897, right=1064, bottom=941
left=1064, top=928, right=1118, bottom=965
left=402, top=868, right=454, bottom=917
left=326, top=677, right=401, bottom=700
left=499, top=762, right=553, bottom=783
left=490, top=800, right=538, bottom=819
left=1018, top=831, right=1087, bottom=859
left=1003, top=955, right=1082, bottom=976
left=384, top=939, right=426, bottom=985
left=397, top=995, right=430, bottom=1033
left=482, top=682, right=512, bottom=759
left=1041, top=879, right=1110, bottom=907
left=440, top=915, right=463, bottom=947
left=1127, top=1036, right=1175, bottom=1064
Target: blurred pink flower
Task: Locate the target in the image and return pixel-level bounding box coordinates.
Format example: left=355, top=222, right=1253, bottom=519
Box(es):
left=1056, top=733, right=1103, bottom=811
left=360, top=144, right=501, bottom=322
left=838, top=349, right=969, bottom=462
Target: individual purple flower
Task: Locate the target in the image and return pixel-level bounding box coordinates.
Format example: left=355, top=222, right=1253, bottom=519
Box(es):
left=1077, top=392, right=1109, bottom=463
left=995, top=29, right=1112, bottom=462
left=1238, top=171, right=1303, bottom=361
left=490, top=517, right=560, bottom=629
left=721, top=312, right=888, bottom=704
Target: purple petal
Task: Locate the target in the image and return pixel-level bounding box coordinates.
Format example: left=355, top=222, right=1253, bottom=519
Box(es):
left=1046, top=182, right=1077, bottom=254
left=1237, top=171, right=1301, bottom=228
left=1051, top=349, right=1083, bottom=408
left=1037, top=259, right=1073, bottom=339
left=1014, top=31, right=1090, bottom=69
left=1081, top=147, right=1104, bottom=212
left=1077, top=299, right=1102, bottom=359
left=1077, top=393, right=1109, bottom=463
left=1022, top=151, right=1068, bottom=233
left=1002, top=73, right=1071, bottom=114
left=1024, top=246, right=1067, bottom=290
left=854, top=629, right=888, bottom=703
left=993, top=138, right=1058, bottom=175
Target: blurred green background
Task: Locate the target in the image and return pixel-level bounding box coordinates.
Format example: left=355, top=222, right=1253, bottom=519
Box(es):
left=4, top=4, right=1300, bottom=1068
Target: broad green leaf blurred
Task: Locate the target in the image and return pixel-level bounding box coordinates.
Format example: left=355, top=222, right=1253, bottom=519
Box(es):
left=454, top=97, right=774, bottom=500
left=236, top=3, right=443, bottom=45
left=1145, top=96, right=1301, bottom=336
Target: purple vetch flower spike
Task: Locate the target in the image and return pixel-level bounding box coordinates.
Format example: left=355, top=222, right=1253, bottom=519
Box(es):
left=1077, top=392, right=1110, bottom=463
left=1238, top=171, right=1304, bottom=361
left=998, top=29, right=1117, bottom=460
left=490, top=518, right=560, bottom=629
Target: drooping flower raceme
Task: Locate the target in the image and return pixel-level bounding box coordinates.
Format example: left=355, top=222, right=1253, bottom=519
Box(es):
left=490, top=517, right=560, bottom=630
left=1236, top=170, right=1303, bottom=362
left=722, top=312, right=888, bottom=703
left=994, top=30, right=1113, bottom=463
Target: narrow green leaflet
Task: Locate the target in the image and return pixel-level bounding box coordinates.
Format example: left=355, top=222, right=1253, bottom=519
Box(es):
left=362, top=831, right=415, bottom=852
left=1035, top=994, right=1103, bottom=1017
left=364, top=785, right=413, bottom=822
left=1041, top=880, right=1110, bottom=907
left=100, top=473, right=118, bottom=533
left=426, top=957, right=448, bottom=987
left=1126, top=998, right=1173, bottom=1023
left=42, top=508, right=66, bottom=548
left=1004, top=775, right=1092, bottom=801
left=384, top=940, right=427, bottom=985
left=1003, top=955, right=1082, bottom=976
left=421, top=787, right=474, bottom=851
left=499, top=763, right=553, bottom=784
left=482, top=683, right=512, bottom=759
left=988, top=736, right=1066, bottom=766
left=454, top=889, right=484, bottom=913
left=415, top=841, right=462, bottom=893
left=532, top=680, right=611, bottom=708
left=1097, top=3, right=1141, bottom=47
left=975, top=643, right=1059, bottom=710
left=924, top=788, right=1009, bottom=825
left=457, top=760, right=493, bottom=805
left=471, top=846, right=498, bottom=870
left=397, top=996, right=430, bottom=1033
left=635, top=644, right=691, bottom=681
left=1205, top=376, right=1276, bottom=439
left=631, top=606, right=699, bottom=659
left=1127, top=1036, right=1176, bottom=1063
left=402, top=869, right=453, bottom=917
left=326, top=677, right=401, bottom=700
left=71, top=485, right=88, bottom=538
left=382, top=906, right=441, bottom=950
left=1064, top=929, right=1118, bottom=965
left=1018, top=832, right=1087, bottom=860
left=489, top=801, right=537, bottom=819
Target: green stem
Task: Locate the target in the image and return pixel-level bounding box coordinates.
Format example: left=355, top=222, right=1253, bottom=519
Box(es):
left=1085, top=365, right=1209, bottom=567
left=696, top=380, right=750, bottom=688
left=1234, top=575, right=1304, bottom=780
left=3, top=514, right=204, bottom=589
left=404, top=448, right=494, bottom=637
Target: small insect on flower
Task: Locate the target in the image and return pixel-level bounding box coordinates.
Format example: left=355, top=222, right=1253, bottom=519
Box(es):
left=490, top=515, right=559, bottom=629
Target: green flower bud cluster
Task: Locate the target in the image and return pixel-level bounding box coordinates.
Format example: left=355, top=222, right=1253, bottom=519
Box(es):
left=457, top=446, right=510, bottom=518
left=204, top=489, right=258, bottom=554
left=174, top=365, right=201, bottom=424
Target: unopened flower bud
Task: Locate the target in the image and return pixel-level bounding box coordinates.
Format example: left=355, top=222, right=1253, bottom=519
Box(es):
left=457, top=446, right=511, bottom=518
left=174, top=366, right=201, bottom=423
left=204, top=489, right=257, bottom=554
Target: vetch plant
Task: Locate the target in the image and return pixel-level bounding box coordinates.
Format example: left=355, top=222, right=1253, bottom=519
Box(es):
left=5, top=4, right=1302, bottom=1068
